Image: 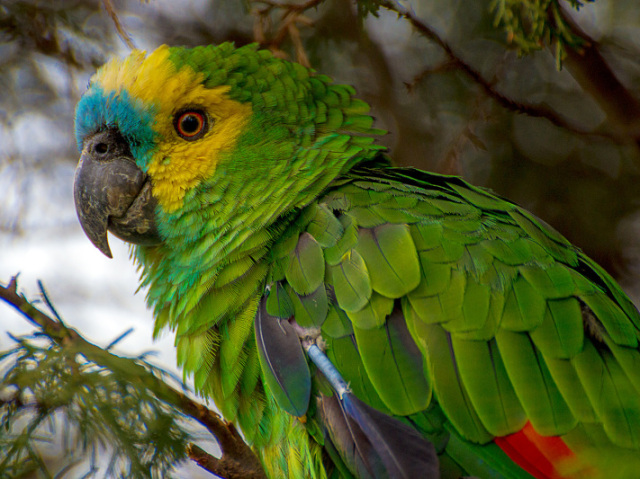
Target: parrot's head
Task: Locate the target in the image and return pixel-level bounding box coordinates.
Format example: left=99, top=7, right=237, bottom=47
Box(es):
left=73, top=43, right=384, bottom=259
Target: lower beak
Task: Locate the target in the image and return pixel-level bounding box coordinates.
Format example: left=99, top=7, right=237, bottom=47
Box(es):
left=73, top=129, right=161, bottom=258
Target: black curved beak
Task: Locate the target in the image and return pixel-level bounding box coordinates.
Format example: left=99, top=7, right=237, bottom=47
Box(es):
left=73, top=129, right=161, bottom=258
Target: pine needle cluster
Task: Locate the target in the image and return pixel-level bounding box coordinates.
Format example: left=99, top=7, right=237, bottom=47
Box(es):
left=0, top=315, right=191, bottom=478
left=491, top=0, right=590, bottom=64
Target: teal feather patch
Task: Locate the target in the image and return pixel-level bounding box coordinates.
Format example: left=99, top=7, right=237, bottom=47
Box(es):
left=74, top=86, right=158, bottom=164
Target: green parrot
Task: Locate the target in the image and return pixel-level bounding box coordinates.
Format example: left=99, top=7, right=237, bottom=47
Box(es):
left=73, top=43, right=640, bottom=479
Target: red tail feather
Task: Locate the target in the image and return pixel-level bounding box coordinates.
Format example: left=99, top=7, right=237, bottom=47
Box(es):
left=495, top=422, right=575, bottom=479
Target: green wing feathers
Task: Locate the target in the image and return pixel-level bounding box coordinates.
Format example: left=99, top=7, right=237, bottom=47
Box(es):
left=268, top=165, right=640, bottom=477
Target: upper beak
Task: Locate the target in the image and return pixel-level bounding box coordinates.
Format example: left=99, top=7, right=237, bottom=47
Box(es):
left=73, top=129, right=161, bottom=258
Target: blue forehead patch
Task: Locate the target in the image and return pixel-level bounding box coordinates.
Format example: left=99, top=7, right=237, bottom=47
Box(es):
left=74, top=85, right=159, bottom=169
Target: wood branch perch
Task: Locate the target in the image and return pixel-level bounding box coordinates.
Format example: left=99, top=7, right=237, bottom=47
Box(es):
left=0, top=276, right=266, bottom=479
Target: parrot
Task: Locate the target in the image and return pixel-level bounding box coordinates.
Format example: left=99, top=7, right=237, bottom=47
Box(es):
left=72, top=43, right=640, bottom=479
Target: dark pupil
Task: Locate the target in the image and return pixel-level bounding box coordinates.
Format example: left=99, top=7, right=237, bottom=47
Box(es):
left=181, top=115, right=200, bottom=133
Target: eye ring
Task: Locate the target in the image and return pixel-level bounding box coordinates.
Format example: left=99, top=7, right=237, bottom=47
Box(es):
left=174, top=109, right=209, bottom=140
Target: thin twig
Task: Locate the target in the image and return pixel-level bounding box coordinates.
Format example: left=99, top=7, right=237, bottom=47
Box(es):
left=102, top=0, right=135, bottom=49
left=255, top=0, right=323, bottom=12
left=252, top=0, right=324, bottom=66
left=37, top=279, right=63, bottom=323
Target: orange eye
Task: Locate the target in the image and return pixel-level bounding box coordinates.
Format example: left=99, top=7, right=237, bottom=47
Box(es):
left=174, top=110, right=208, bottom=140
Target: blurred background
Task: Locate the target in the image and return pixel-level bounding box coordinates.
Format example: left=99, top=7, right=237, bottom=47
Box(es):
left=1, top=0, right=640, bottom=477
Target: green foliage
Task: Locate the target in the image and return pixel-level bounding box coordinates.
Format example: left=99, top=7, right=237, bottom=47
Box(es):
left=355, top=0, right=383, bottom=20
left=357, top=0, right=590, bottom=65
left=0, top=334, right=190, bottom=478
left=491, top=0, right=591, bottom=64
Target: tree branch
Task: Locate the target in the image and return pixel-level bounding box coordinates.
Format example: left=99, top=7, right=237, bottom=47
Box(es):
left=378, top=0, right=625, bottom=143
left=252, top=0, right=325, bottom=66
left=0, top=276, right=266, bottom=479
left=552, top=5, right=640, bottom=148
left=102, top=0, right=135, bottom=49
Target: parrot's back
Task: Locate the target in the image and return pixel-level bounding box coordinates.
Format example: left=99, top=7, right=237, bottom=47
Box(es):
left=252, top=163, right=640, bottom=479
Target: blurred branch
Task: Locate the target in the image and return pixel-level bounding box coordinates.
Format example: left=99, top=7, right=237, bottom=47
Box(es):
left=404, top=60, right=460, bottom=93
left=438, top=93, right=489, bottom=176
left=102, top=0, right=136, bottom=49
left=552, top=5, right=640, bottom=148
left=0, top=276, right=266, bottom=479
left=378, top=0, right=625, bottom=144
left=252, top=0, right=325, bottom=66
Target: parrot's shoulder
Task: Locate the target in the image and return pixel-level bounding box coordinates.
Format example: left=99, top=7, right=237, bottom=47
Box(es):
left=262, top=164, right=640, bottom=452
left=266, top=165, right=640, bottom=343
